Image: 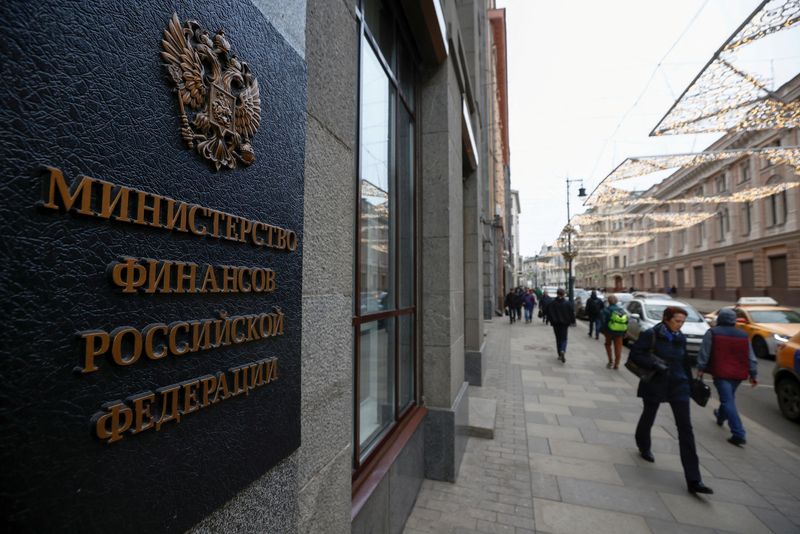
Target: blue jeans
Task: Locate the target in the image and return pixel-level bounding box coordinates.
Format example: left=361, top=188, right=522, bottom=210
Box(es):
left=714, top=378, right=745, bottom=439
left=524, top=307, right=533, bottom=322
left=588, top=316, right=601, bottom=337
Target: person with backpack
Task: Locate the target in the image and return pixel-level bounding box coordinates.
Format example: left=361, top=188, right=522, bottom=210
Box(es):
left=601, top=294, right=627, bottom=369
left=585, top=290, right=604, bottom=340
left=696, top=308, right=758, bottom=447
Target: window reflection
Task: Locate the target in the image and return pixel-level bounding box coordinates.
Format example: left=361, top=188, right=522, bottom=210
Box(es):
left=359, top=318, right=395, bottom=457
left=360, top=36, right=395, bottom=314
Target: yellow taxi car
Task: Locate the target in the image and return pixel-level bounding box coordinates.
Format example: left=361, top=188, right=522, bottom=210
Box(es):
left=774, top=331, right=800, bottom=422
left=705, top=297, right=800, bottom=359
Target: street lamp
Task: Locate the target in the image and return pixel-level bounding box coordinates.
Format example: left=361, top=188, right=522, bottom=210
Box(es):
left=561, top=179, right=587, bottom=305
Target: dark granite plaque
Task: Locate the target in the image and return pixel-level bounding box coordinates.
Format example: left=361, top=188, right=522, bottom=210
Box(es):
left=0, top=1, right=305, bottom=531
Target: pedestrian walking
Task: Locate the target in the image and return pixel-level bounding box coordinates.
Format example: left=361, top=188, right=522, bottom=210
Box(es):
left=523, top=289, right=536, bottom=324
left=600, top=294, right=627, bottom=369
left=585, top=290, right=604, bottom=340
left=540, top=291, right=553, bottom=325
left=504, top=290, right=516, bottom=324
left=696, top=308, right=758, bottom=446
left=629, top=306, right=714, bottom=495
left=546, top=288, right=574, bottom=362
left=514, top=287, right=525, bottom=323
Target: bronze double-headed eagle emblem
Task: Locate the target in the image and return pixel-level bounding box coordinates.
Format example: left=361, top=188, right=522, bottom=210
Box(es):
left=161, top=13, right=261, bottom=171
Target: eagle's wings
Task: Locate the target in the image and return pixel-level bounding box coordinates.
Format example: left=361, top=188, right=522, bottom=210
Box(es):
left=235, top=79, right=261, bottom=139
left=161, top=13, right=206, bottom=110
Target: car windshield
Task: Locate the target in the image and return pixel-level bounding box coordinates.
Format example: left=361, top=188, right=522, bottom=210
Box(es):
left=749, top=310, right=800, bottom=324
left=645, top=304, right=703, bottom=322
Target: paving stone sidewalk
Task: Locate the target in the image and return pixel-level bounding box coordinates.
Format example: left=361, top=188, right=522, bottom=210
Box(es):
left=403, top=318, right=800, bottom=534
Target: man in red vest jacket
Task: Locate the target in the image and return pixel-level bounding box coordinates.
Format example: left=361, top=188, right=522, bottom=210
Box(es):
left=696, top=308, right=758, bottom=446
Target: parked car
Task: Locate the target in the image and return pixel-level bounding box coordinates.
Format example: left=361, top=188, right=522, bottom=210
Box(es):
left=633, top=291, right=671, bottom=300
left=574, top=289, right=590, bottom=319
left=774, top=331, right=800, bottom=422
left=604, top=292, right=633, bottom=307
left=624, top=297, right=709, bottom=355
left=705, top=297, right=800, bottom=359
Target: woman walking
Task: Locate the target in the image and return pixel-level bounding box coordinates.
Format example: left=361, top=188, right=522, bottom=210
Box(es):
left=629, top=306, right=713, bottom=495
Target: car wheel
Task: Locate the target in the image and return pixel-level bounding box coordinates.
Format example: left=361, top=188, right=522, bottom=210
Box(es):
left=776, top=378, right=800, bottom=422
left=752, top=336, right=770, bottom=360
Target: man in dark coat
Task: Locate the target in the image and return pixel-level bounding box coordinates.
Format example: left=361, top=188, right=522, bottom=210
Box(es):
left=504, top=290, right=516, bottom=323
left=546, top=288, right=575, bottom=362
left=585, top=290, right=604, bottom=340
left=629, top=306, right=713, bottom=495
left=696, top=308, right=757, bottom=446
left=539, top=291, right=553, bottom=324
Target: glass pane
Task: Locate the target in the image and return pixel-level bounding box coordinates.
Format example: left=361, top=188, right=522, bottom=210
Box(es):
left=363, top=0, right=395, bottom=70
left=359, top=318, right=395, bottom=458
left=360, top=36, right=395, bottom=314
left=398, top=106, right=414, bottom=308
left=398, top=314, right=414, bottom=410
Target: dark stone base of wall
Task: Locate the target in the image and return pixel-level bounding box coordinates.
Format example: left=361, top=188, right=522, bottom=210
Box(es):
left=465, top=341, right=487, bottom=386
left=352, top=419, right=425, bottom=534
left=424, top=382, right=469, bottom=482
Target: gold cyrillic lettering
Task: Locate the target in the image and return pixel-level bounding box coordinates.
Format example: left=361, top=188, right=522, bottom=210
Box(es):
left=98, top=181, right=131, bottom=221
left=110, top=326, right=142, bottom=366
left=275, top=228, right=288, bottom=250
left=93, top=401, right=133, bottom=444
left=190, top=320, right=212, bottom=352
left=220, top=266, right=238, bottom=293
left=154, top=384, right=182, bottom=430
left=174, top=261, right=197, bottom=293
left=181, top=379, right=200, bottom=415
left=237, top=267, right=251, bottom=292
left=41, top=168, right=95, bottom=215
left=212, top=372, right=230, bottom=403
left=264, top=358, right=279, bottom=383
left=199, top=374, right=216, bottom=408
left=129, top=392, right=156, bottom=434
left=231, top=316, right=246, bottom=343
left=239, top=219, right=252, bottom=243
left=110, top=257, right=147, bottom=293
left=199, top=265, right=219, bottom=293
left=143, top=323, right=169, bottom=360
left=187, top=205, right=207, bottom=235
left=80, top=330, right=110, bottom=373
left=147, top=260, right=173, bottom=293
left=164, top=198, right=188, bottom=231
left=135, top=191, right=162, bottom=227
left=168, top=321, right=190, bottom=356
left=225, top=213, right=239, bottom=241
left=209, top=209, right=223, bottom=237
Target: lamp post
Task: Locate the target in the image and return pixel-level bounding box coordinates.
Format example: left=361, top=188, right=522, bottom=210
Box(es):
left=562, top=179, right=587, bottom=305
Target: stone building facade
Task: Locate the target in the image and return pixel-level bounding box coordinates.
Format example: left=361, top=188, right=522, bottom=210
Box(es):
left=0, top=0, right=512, bottom=532
left=578, top=77, right=799, bottom=305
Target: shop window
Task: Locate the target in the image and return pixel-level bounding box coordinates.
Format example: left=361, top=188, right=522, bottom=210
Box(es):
left=354, top=0, right=417, bottom=475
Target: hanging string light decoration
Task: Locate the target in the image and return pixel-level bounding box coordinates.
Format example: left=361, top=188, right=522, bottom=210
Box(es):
left=594, top=146, right=800, bottom=186
left=651, top=0, right=800, bottom=136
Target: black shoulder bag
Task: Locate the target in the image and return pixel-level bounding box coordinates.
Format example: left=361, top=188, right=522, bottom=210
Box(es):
left=624, top=332, right=667, bottom=383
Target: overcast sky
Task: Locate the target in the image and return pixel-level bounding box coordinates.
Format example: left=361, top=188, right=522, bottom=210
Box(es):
left=497, top=0, right=800, bottom=257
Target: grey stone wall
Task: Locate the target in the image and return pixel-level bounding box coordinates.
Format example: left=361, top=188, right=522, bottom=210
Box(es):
left=192, top=1, right=356, bottom=532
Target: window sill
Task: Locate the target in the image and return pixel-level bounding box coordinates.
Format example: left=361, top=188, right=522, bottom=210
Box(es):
left=352, top=405, right=428, bottom=521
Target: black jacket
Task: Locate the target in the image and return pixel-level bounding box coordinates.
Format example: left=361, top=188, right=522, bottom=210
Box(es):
left=629, top=323, right=692, bottom=403
left=585, top=296, right=603, bottom=319
left=546, top=297, right=575, bottom=326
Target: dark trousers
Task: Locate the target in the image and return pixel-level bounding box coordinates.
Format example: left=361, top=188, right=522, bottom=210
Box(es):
left=635, top=399, right=701, bottom=483
left=551, top=324, right=569, bottom=353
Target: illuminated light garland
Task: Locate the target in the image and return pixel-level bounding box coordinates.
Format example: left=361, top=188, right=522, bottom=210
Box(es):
left=573, top=212, right=716, bottom=227
left=596, top=146, right=800, bottom=185
left=724, top=0, right=800, bottom=52
left=651, top=0, right=800, bottom=136
left=587, top=181, right=800, bottom=208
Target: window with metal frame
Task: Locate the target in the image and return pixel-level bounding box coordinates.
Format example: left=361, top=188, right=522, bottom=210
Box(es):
left=353, top=0, right=418, bottom=478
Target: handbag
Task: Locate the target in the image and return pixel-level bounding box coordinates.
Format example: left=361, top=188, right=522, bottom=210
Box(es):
left=623, top=332, right=666, bottom=383
left=624, top=356, right=666, bottom=383
left=690, top=377, right=711, bottom=407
